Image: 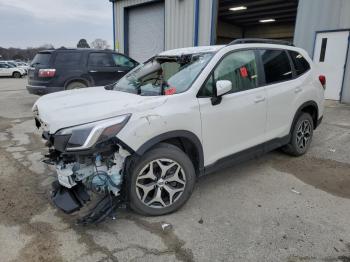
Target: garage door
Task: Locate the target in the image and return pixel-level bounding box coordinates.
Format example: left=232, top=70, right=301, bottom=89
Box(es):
left=127, top=2, right=165, bottom=63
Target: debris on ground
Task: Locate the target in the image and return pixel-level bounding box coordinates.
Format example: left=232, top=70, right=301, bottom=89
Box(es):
left=291, top=188, right=301, bottom=195
left=330, top=148, right=336, bottom=153
left=198, top=218, right=204, bottom=224
left=161, top=223, right=172, bottom=231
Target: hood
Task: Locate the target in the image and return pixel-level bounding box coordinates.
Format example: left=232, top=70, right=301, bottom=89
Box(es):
left=34, top=86, right=168, bottom=133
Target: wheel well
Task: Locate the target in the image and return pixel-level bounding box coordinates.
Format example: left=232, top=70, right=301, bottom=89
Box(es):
left=65, top=79, right=89, bottom=89
left=12, top=71, right=20, bottom=75
left=146, top=137, right=202, bottom=176
left=300, top=104, right=318, bottom=128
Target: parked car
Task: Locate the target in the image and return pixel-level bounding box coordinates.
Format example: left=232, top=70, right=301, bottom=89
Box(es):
left=32, top=39, right=325, bottom=222
left=15, top=61, right=30, bottom=73
left=0, top=62, right=26, bottom=78
left=27, top=48, right=138, bottom=95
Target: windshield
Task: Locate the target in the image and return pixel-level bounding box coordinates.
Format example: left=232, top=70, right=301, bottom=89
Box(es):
left=112, top=53, right=213, bottom=96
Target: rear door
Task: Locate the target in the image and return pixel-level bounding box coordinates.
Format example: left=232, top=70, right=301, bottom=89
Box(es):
left=87, top=52, right=119, bottom=86
left=259, top=49, right=299, bottom=140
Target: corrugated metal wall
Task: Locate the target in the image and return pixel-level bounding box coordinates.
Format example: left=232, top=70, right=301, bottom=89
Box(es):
left=294, top=0, right=350, bottom=103
left=114, top=0, right=214, bottom=52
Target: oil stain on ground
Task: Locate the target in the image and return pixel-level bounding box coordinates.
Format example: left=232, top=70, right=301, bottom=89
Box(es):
left=269, top=153, right=350, bottom=199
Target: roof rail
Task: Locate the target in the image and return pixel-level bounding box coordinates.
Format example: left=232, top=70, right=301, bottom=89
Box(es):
left=229, top=38, right=294, bottom=46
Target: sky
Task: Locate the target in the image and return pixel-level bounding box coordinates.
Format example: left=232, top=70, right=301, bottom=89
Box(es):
left=0, top=0, right=113, bottom=49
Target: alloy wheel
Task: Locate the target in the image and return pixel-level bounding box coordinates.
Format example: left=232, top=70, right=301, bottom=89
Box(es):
left=135, top=158, right=186, bottom=208
left=296, top=119, right=312, bottom=150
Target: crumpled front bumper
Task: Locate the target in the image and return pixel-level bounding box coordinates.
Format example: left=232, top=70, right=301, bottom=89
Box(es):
left=51, top=181, right=90, bottom=214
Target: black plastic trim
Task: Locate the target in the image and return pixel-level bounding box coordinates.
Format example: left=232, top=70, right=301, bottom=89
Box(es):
left=204, top=135, right=290, bottom=176
left=229, top=38, right=294, bottom=46
left=136, top=130, right=204, bottom=175
left=291, top=101, right=319, bottom=131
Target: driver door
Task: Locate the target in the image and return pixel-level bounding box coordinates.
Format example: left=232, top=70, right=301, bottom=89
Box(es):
left=198, top=50, right=267, bottom=166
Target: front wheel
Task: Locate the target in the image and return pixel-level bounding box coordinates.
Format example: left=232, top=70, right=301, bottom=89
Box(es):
left=282, top=113, right=314, bottom=156
left=128, top=143, right=196, bottom=216
left=13, top=72, right=21, bottom=78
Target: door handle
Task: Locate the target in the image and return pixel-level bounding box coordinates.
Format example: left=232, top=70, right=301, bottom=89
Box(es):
left=254, top=96, right=266, bottom=103
left=117, top=70, right=125, bottom=73
left=295, top=87, right=302, bottom=93
left=89, top=70, right=98, bottom=73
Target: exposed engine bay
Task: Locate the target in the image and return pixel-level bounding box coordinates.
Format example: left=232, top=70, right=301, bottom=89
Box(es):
left=42, top=131, right=131, bottom=224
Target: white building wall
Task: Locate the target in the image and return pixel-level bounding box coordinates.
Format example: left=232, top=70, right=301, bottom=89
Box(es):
left=294, top=0, right=350, bottom=103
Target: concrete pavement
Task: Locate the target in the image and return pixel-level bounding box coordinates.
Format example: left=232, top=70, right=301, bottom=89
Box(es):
left=0, top=77, right=349, bottom=262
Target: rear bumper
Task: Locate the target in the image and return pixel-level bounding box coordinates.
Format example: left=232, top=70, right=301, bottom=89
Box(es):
left=26, top=85, right=63, bottom=95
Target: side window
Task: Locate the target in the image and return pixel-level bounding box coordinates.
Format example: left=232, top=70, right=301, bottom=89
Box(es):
left=199, top=50, right=258, bottom=97
left=288, top=50, right=310, bottom=76
left=112, top=54, right=135, bottom=68
left=55, top=52, right=82, bottom=67
left=88, top=53, right=114, bottom=67
left=260, top=49, right=293, bottom=84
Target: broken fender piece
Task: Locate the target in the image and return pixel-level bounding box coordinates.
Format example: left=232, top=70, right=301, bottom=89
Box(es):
left=51, top=182, right=90, bottom=214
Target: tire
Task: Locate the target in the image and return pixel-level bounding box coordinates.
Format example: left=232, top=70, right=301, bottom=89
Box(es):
left=282, top=113, right=314, bottom=156
left=12, top=72, right=21, bottom=78
left=65, top=81, right=87, bottom=90
left=128, top=143, right=196, bottom=216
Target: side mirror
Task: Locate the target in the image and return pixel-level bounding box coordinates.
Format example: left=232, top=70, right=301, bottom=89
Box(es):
left=216, top=80, right=232, bottom=96
left=211, top=80, right=232, bottom=105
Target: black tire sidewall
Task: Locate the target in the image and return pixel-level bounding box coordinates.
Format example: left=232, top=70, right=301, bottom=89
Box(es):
left=290, top=113, right=314, bottom=155
left=128, top=144, right=196, bottom=216
left=13, top=72, right=21, bottom=78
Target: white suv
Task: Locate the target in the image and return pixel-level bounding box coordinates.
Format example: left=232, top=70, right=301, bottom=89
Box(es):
left=0, top=62, right=26, bottom=78
left=33, top=39, right=325, bottom=221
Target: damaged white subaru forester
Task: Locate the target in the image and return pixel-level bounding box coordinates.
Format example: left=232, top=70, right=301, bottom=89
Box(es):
left=33, top=39, right=325, bottom=224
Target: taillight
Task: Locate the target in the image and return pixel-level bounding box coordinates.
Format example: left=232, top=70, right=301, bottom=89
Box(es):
left=38, top=69, right=56, bottom=78
left=319, top=75, right=326, bottom=89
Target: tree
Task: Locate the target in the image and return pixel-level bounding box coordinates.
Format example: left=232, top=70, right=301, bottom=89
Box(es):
left=77, top=39, right=90, bottom=48
left=90, top=38, right=110, bottom=50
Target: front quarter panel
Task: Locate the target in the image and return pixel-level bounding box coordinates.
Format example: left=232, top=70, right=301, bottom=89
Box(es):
left=116, top=92, right=202, bottom=153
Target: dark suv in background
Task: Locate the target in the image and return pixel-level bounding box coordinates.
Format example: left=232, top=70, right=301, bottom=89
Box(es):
left=27, top=48, right=138, bottom=95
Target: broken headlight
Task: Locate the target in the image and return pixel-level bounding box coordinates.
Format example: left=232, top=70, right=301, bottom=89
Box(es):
left=55, top=114, right=131, bottom=151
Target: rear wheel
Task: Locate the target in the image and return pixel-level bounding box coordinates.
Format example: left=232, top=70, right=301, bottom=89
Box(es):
left=282, top=113, right=314, bottom=156
left=128, top=143, right=196, bottom=216
left=65, top=81, right=87, bottom=90
left=12, top=72, right=21, bottom=78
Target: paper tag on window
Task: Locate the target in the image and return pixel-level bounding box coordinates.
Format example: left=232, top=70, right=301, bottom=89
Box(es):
left=164, top=87, right=176, bottom=95
left=240, top=67, right=248, bottom=78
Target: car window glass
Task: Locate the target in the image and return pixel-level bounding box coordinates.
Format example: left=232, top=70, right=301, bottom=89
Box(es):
left=288, top=50, right=310, bottom=76
left=55, top=52, right=82, bottom=67
left=88, top=53, right=114, bottom=67
left=31, top=53, right=51, bottom=66
left=112, top=54, right=135, bottom=68
left=0, top=64, right=5, bottom=68
left=260, top=49, right=292, bottom=84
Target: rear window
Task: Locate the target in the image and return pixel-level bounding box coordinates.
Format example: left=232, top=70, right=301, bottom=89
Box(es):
left=31, top=53, right=51, bottom=67
left=54, top=52, right=82, bottom=67
left=260, top=49, right=293, bottom=84
left=288, top=50, right=310, bottom=76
